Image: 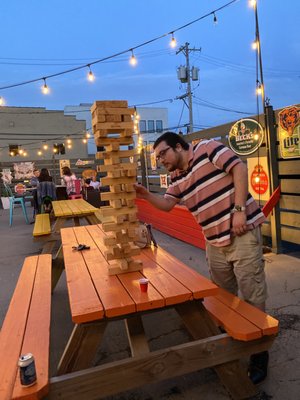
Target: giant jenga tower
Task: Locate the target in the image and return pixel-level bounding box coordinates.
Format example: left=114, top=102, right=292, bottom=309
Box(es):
left=91, top=100, right=142, bottom=275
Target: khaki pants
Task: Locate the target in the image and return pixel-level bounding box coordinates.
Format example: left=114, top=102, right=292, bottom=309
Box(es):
left=206, top=226, right=267, bottom=306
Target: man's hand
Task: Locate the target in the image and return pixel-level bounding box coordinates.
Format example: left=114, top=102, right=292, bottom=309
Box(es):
left=134, top=183, right=149, bottom=199
left=231, top=212, right=247, bottom=236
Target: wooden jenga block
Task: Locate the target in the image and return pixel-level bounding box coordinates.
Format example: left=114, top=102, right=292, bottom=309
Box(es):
left=96, top=149, right=137, bottom=159
left=110, top=185, right=122, bottom=193
left=123, top=184, right=135, bottom=192
left=101, top=206, right=137, bottom=217
left=91, top=100, right=129, bottom=113
left=108, top=259, right=143, bottom=275
left=102, top=221, right=138, bottom=232
left=100, top=191, right=136, bottom=201
left=101, top=176, right=136, bottom=186
left=95, top=137, right=133, bottom=146
left=109, top=200, right=122, bottom=209
left=99, top=163, right=137, bottom=173
left=94, top=122, right=133, bottom=131
left=107, top=171, right=121, bottom=178
left=106, top=142, right=120, bottom=152
left=104, top=157, right=120, bottom=165
left=126, top=199, right=136, bottom=207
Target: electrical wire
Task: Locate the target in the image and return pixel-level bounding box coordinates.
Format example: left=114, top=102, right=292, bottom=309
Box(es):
left=0, top=0, right=238, bottom=92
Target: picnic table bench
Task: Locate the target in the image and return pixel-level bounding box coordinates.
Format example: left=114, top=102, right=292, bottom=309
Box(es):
left=0, top=254, right=52, bottom=400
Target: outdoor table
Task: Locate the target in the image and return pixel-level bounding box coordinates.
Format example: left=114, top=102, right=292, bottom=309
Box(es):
left=51, top=198, right=99, bottom=232
left=48, top=224, right=261, bottom=400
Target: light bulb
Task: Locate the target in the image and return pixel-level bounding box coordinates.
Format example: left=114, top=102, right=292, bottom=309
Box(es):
left=67, top=138, right=72, bottom=144
left=252, top=40, right=258, bottom=50
left=0, top=96, right=5, bottom=106
left=87, top=68, right=95, bottom=82
left=170, top=33, right=177, bottom=48
left=130, top=50, right=137, bottom=66
left=43, top=144, right=48, bottom=150
left=86, top=132, right=90, bottom=138
left=23, top=152, right=27, bottom=157
left=19, top=149, right=24, bottom=155
left=213, top=12, right=218, bottom=25
left=42, top=78, right=49, bottom=94
left=67, top=144, right=72, bottom=149
left=256, top=84, right=263, bottom=96
left=249, top=0, right=256, bottom=8
left=83, top=138, right=87, bottom=144
left=10, top=151, right=15, bottom=156
left=38, top=150, right=42, bottom=156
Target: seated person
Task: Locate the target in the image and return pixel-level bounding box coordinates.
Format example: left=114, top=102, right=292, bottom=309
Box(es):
left=37, top=168, right=57, bottom=213
left=90, top=175, right=100, bottom=190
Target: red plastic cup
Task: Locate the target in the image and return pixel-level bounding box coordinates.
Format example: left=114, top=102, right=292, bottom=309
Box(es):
left=139, top=278, right=149, bottom=293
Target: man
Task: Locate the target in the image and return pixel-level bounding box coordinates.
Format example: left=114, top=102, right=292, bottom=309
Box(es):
left=30, top=168, right=40, bottom=187
left=134, top=132, right=269, bottom=384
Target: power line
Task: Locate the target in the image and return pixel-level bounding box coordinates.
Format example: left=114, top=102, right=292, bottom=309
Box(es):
left=0, top=0, right=238, bottom=92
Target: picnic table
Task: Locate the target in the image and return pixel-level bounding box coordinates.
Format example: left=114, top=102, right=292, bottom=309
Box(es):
left=46, top=224, right=278, bottom=400
left=51, top=198, right=99, bottom=231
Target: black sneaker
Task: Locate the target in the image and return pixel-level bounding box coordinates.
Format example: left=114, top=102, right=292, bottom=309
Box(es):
left=248, top=351, right=269, bottom=384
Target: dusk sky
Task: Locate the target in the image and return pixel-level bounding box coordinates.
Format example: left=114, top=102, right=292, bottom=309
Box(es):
left=0, top=0, right=299, bottom=132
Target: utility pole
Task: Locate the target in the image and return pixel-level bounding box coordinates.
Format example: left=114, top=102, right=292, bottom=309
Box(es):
left=176, top=42, right=201, bottom=133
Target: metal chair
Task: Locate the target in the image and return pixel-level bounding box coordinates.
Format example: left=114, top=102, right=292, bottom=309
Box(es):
left=3, top=183, right=29, bottom=226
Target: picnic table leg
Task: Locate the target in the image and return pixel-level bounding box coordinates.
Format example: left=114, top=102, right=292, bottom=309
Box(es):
left=176, top=300, right=258, bottom=400
left=125, top=315, right=150, bottom=358
left=57, top=321, right=108, bottom=375
left=85, top=214, right=100, bottom=225
left=52, top=217, right=67, bottom=234
left=74, top=216, right=80, bottom=226
left=52, top=244, right=64, bottom=292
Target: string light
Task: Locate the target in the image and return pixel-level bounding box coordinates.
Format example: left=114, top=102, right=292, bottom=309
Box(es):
left=67, top=143, right=72, bottom=149
left=170, top=32, right=177, bottom=48
left=85, top=132, right=90, bottom=138
left=41, top=78, right=49, bottom=94
left=37, top=150, right=42, bottom=156
left=249, top=0, right=256, bottom=8
left=19, top=148, right=24, bottom=155
left=256, top=80, right=263, bottom=96
left=43, top=144, right=48, bottom=150
left=0, top=1, right=239, bottom=94
left=0, top=96, right=5, bottom=106
left=251, top=39, right=258, bottom=50
left=23, top=151, right=27, bottom=157
left=87, top=65, right=95, bottom=82
left=213, top=12, right=218, bottom=25
left=129, top=49, right=137, bottom=66
left=82, top=138, right=87, bottom=144
left=53, top=147, right=58, bottom=154
left=10, top=151, right=15, bottom=156
left=66, top=138, right=72, bottom=144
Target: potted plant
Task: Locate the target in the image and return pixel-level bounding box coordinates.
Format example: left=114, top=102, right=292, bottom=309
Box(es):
left=0, top=187, right=10, bottom=209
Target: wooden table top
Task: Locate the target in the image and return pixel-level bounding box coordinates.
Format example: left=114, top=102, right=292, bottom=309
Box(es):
left=60, top=224, right=219, bottom=324
left=52, top=199, right=97, bottom=217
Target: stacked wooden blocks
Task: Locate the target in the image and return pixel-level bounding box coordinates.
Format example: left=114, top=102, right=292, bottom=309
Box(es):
left=92, top=100, right=142, bottom=275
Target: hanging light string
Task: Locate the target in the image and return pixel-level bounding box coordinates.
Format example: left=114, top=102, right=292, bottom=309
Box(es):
left=0, top=0, right=238, bottom=92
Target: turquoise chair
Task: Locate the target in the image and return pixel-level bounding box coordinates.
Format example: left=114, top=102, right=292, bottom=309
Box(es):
left=3, top=183, right=29, bottom=226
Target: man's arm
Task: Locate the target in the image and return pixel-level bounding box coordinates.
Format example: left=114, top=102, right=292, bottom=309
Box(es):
left=230, top=162, right=248, bottom=235
left=134, top=184, right=177, bottom=212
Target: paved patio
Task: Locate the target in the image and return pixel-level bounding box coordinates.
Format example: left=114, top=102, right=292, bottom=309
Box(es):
left=0, top=203, right=299, bottom=400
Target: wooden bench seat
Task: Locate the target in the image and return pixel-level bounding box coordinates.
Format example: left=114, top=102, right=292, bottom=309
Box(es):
left=0, top=254, right=52, bottom=400
left=33, top=214, right=51, bottom=237
left=203, top=288, right=279, bottom=341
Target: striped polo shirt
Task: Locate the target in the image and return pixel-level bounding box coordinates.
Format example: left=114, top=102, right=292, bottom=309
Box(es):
left=165, top=139, right=265, bottom=247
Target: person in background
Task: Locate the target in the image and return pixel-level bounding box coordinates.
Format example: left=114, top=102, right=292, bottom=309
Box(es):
left=30, top=168, right=40, bottom=187
left=61, top=166, right=77, bottom=196
left=37, top=168, right=56, bottom=213
left=90, top=175, right=100, bottom=190
left=134, top=131, right=269, bottom=385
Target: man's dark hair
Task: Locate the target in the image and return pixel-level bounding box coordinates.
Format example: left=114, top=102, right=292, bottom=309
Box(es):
left=85, top=178, right=91, bottom=185
left=153, top=131, right=189, bottom=151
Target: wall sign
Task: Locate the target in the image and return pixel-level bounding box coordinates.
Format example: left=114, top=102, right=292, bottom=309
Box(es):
left=278, top=105, right=300, bottom=159
left=228, top=118, right=264, bottom=155
left=247, top=157, right=270, bottom=201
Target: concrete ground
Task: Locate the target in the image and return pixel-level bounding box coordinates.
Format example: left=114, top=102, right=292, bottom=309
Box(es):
left=0, top=203, right=299, bottom=400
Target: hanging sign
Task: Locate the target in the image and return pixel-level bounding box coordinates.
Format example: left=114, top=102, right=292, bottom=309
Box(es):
left=228, top=118, right=264, bottom=155
left=278, top=105, right=300, bottom=159
left=247, top=157, right=270, bottom=201
left=160, top=174, right=168, bottom=188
